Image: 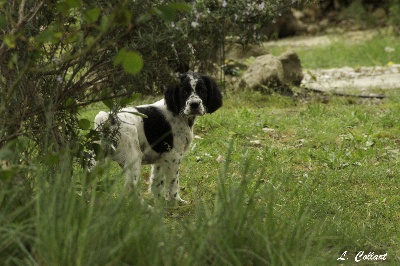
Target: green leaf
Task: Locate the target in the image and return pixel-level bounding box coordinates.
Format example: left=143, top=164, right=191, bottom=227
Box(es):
left=154, top=5, right=176, bottom=22
left=3, top=35, right=16, bottom=48
left=153, top=3, right=190, bottom=22
left=35, top=27, right=62, bottom=45
left=86, top=129, right=100, bottom=141
left=0, top=169, right=13, bottom=180
left=120, top=93, right=141, bottom=106
left=91, top=143, right=104, bottom=159
left=0, top=14, right=6, bottom=29
left=78, top=119, right=91, bottom=130
left=65, top=97, right=75, bottom=107
left=121, top=111, right=148, bottom=118
left=100, top=15, right=111, bottom=32
left=168, top=3, right=191, bottom=12
left=122, top=52, right=143, bottom=75
left=43, top=153, right=61, bottom=166
left=57, top=0, right=82, bottom=14
left=0, top=148, right=13, bottom=160
left=114, top=9, right=132, bottom=25
left=102, top=99, right=113, bottom=109
left=136, top=13, right=152, bottom=24
left=85, top=36, right=95, bottom=47
left=114, top=48, right=127, bottom=66
left=85, top=7, right=101, bottom=23
left=114, top=49, right=143, bottom=75
left=66, top=0, right=81, bottom=8
left=56, top=2, right=69, bottom=13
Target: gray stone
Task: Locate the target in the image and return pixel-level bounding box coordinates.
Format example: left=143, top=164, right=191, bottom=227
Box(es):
left=241, top=54, right=284, bottom=90
left=241, top=51, right=303, bottom=91
left=277, top=50, right=304, bottom=86
left=302, top=64, right=400, bottom=93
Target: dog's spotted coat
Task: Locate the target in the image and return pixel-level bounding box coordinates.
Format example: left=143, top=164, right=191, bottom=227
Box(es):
left=94, top=72, right=222, bottom=203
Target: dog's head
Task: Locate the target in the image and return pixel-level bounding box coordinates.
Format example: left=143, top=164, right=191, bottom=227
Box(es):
left=165, top=71, right=222, bottom=116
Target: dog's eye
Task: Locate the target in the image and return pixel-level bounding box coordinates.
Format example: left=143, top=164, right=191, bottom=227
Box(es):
left=196, top=86, right=206, bottom=95
left=184, top=88, right=191, bottom=95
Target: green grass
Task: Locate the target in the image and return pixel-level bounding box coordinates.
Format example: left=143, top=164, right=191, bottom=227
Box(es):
left=5, top=91, right=400, bottom=265
left=269, top=32, right=400, bottom=69
left=185, top=91, right=400, bottom=264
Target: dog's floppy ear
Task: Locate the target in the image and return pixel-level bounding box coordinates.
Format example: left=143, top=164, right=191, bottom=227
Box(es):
left=201, top=75, right=222, bottom=113
left=164, top=84, right=181, bottom=115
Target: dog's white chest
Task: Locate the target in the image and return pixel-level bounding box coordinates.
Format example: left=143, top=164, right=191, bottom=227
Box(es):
left=170, top=118, right=193, bottom=153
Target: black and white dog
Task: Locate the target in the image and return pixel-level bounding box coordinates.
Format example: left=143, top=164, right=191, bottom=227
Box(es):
left=94, top=72, right=222, bottom=203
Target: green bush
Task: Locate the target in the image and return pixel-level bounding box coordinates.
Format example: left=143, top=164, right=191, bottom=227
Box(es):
left=0, top=0, right=193, bottom=153
left=0, top=0, right=315, bottom=163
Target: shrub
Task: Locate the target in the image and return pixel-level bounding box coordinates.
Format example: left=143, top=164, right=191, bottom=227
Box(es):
left=0, top=1, right=194, bottom=153
left=0, top=0, right=315, bottom=162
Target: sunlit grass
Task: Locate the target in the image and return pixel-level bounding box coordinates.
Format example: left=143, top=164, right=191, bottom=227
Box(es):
left=269, top=32, right=400, bottom=69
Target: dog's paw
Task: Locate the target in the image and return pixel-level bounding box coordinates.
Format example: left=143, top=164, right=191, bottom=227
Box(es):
left=177, top=197, right=188, bottom=205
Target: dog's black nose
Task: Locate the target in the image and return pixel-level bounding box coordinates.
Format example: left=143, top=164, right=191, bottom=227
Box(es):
left=190, top=102, right=200, bottom=109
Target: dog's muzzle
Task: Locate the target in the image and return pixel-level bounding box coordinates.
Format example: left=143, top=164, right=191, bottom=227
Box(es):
left=184, top=97, right=205, bottom=116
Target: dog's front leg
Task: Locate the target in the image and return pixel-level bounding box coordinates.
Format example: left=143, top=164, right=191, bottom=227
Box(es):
left=164, top=159, right=187, bottom=204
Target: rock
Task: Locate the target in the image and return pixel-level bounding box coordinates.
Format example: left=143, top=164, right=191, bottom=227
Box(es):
left=241, top=54, right=284, bottom=90
left=292, top=8, right=304, bottom=21
left=302, top=64, right=400, bottom=93
left=306, top=24, right=320, bottom=35
left=241, top=51, right=303, bottom=91
left=277, top=50, right=304, bottom=86
left=225, top=42, right=269, bottom=61
left=372, top=7, right=387, bottom=25
left=319, top=18, right=330, bottom=29
left=372, top=7, right=386, bottom=19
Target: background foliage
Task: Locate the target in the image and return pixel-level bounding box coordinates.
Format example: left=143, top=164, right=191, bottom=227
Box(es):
left=0, top=0, right=314, bottom=157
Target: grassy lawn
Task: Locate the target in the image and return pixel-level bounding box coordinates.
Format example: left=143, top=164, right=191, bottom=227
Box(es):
left=269, top=31, right=400, bottom=68
left=3, top=32, right=400, bottom=265
left=67, top=89, right=400, bottom=265
left=181, top=91, right=400, bottom=265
